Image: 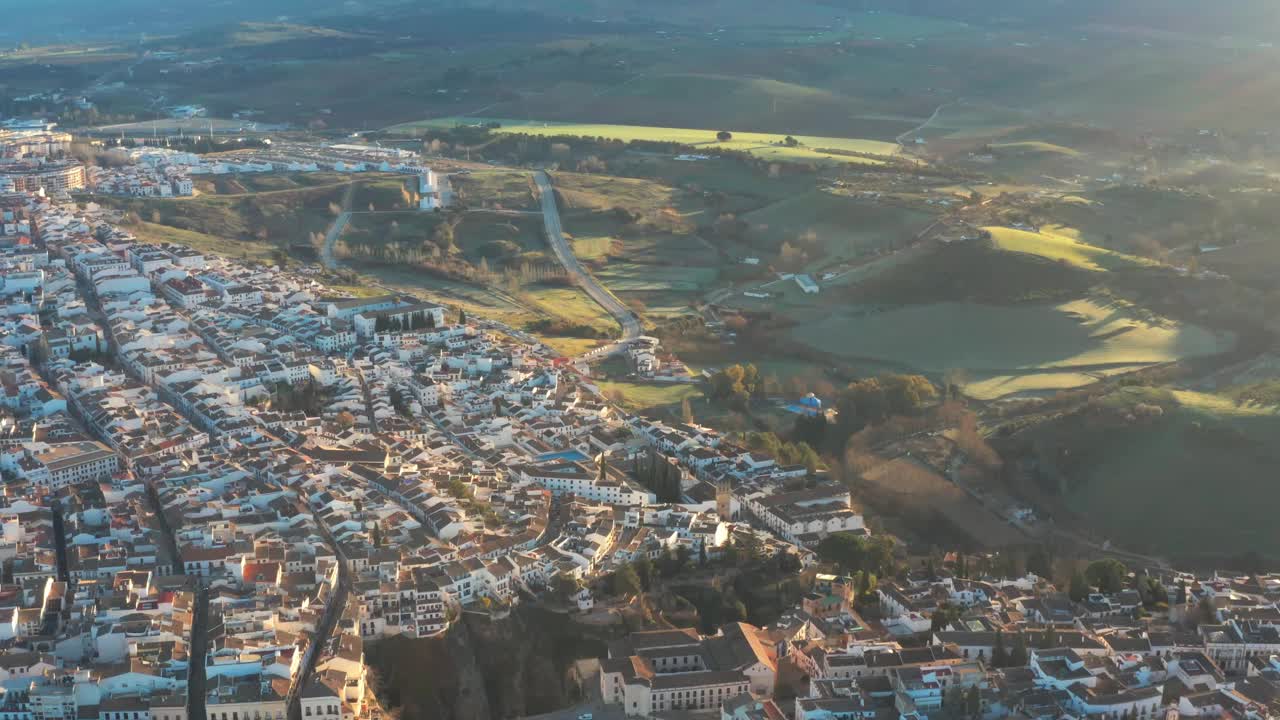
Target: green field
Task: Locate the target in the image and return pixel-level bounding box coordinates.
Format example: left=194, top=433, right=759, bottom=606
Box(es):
left=125, top=220, right=283, bottom=265
left=391, top=118, right=901, bottom=166
left=193, top=172, right=350, bottom=196
left=451, top=172, right=537, bottom=211
left=554, top=172, right=702, bottom=221
left=742, top=190, right=935, bottom=264
left=339, top=210, right=549, bottom=269
left=594, top=263, right=720, bottom=316
left=594, top=380, right=702, bottom=414
left=1060, top=389, right=1280, bottom=558
left=349, top=264, right=612, bottom=356
left=986, top=226, right=1152, bottom=272
left=522, top=285, right=614, bottom=331
left=989, top=141, right=1081, bottom=157
left=791, top=297, right=1230, bottom=398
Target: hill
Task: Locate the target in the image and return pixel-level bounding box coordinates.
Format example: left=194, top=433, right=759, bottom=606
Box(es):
left=1001, top=387, right=1280, bottom=561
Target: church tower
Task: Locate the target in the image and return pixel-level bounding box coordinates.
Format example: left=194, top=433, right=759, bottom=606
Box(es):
left=716, top=479, right=733, bottom=521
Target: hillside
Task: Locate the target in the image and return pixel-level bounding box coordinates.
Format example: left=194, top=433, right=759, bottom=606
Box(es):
left=999, top=388, right=1280, bottom=561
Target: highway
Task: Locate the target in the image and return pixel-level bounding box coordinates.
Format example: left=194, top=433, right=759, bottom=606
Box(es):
left=533, top=171, right=642, bottom=359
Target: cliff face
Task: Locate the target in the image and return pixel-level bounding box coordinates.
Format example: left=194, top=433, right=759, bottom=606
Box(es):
left=367, top=606, right=618, bottom=720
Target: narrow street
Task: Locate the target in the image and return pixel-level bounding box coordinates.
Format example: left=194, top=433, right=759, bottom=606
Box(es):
left=286, top=496, right=351, bottom=720
left=188, top=586, right=209, bottom=720
left=49, top=501, right=69, bottom=583
left=357, top=373, right=380, bottom=434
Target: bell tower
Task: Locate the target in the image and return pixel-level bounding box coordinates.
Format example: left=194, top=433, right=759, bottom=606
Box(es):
left=716, top=479, right=732, bottom=521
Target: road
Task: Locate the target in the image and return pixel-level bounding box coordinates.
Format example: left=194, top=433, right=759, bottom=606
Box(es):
left=896, top=99, right=959, bottom=148
left=188, top=586, right=210, bottom=720
left=533, top=171, right=641, bottom=359
left=320, top=182, right=356, bottom=271
left=357, top=372, right=380, bottom=433
left=286, top=496, right=352, bottom=720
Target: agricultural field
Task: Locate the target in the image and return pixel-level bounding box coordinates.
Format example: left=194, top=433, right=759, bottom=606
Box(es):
left=521, top=285, right=615, bottom=333
left=985, top=226, right=1153, bottom=272
left=450, top=172, right=537, bottom=211
left=741, top=191, right=935, bottom=266
left=593, top=264, right=720, bottom=317
left=553, top=172, right=702, bottom=222
left=790, top=297, right=1231, bottom=399
left=592, top=380, right=703, bottom=415
left=614, top=155, right=818, bottom=206
left=859, top=456, right=1027, bottom=549
left=391, top=118, right=902, bottom=166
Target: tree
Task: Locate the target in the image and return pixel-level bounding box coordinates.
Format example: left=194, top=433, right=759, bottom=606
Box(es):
left=1025, top=546, right=1052, bottom=579
left=783, top=135, right=799, bottom=147
left=735, top=531, right=765, bottom=566
left=613, top=565, right=641, bottom=597
left=1085, top=558, right=1128, bottom=595
left=991, top=630, right=1009, bottom=668
left=816, top=534, right=894, bottom=576
left=776, top=549, right=802, bottom=574
left=716, top=131, right=733, bottom=142
left=1138, top=575, right=1168, bottom=609
left=1196, top=596, right=1217, bottom=626
left=944, top=686, right=965, bottom=714
left=633, top=556, right=655, bottom=591
left=1069, top=569, right=1090, bottom=602
left=1040, top=624, right=1059, bottom=649
left=964, top=686, right=981, bottom=719
left=1009, top=632, right=1028, bottom=667
left=681, top=397, right=695, bottom=424
left=553, top=573, right=581, bottom=601
left=931, top=603, right=961, bottom=634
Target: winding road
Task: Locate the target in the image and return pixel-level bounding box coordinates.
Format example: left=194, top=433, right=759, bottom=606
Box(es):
left=319, top=171, right=639, bottom=361
left=319, top=182, right=356, bottom=271
left=533, top=171, right=642, bottom=359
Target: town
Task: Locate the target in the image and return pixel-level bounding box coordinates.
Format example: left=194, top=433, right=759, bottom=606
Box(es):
left=7, top=0, right=1280, bottom=717
left=0, top=110, right=1278, bottom=720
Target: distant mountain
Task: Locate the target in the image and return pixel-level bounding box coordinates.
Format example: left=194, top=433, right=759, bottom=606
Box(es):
left=0, top=0, right=406, bottom=43
left=5, top=0, right=1278, bottom=44
left=852, top=0, right=1280, bottom=36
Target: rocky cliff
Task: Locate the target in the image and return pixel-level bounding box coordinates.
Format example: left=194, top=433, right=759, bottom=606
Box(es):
left=366, top=606, right=620, bottom=720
